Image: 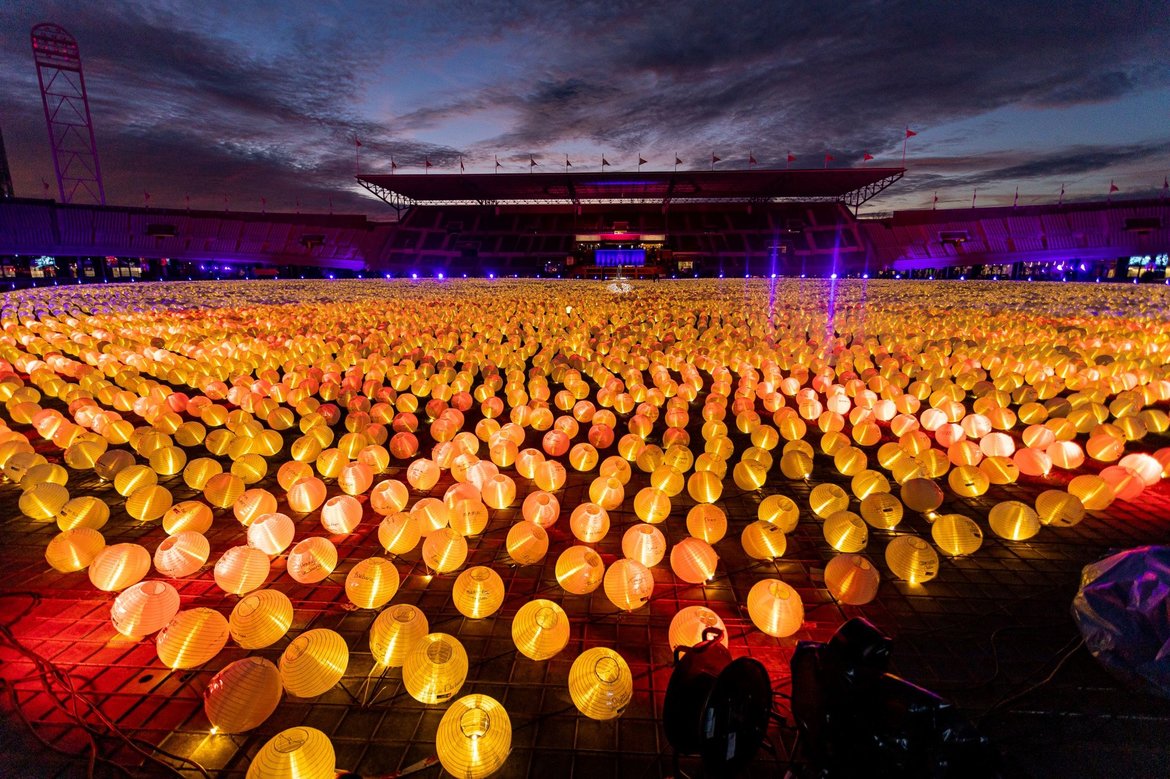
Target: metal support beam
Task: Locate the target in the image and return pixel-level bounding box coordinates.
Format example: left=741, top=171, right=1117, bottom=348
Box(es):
left=843, top=171, right=904, bottom=209
left=356, top=177, right=415, bottom=218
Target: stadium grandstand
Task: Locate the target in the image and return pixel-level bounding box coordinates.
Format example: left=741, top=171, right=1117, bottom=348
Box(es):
left=0, top=168, right=1167, bottom=284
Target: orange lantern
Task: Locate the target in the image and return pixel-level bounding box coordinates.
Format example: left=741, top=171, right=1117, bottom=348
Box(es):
left=747, top=578, right=804, bottom=637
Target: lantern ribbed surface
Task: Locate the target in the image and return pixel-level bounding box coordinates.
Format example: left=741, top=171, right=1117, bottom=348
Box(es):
left=669, top=537, right=718, bottom=584
left=809, top=483, right=850, bottom=518
left=204, top=657, right=282, bottom=734
left=859, top=492, right=904, bottom=529
left=604, top=558, right=653, bottom=611
left=884, top=535, right=939, bottom=584
left=370, top=603, right=429, bottom=667
left=685, top=504, right=727, bottom=544
left=246, top=726, right=335, bottom=779
left=89, top=543, right=151, bottom=591
left=378, top=511, right=421, bottom=555
left=569, top=502, right=610, bottom=543
left=162, top=500, right=213, bottom=535
left=932, top=514, right=984, bottom=556
left=287, top=537, right=338, bottom=583
left=758, top=494, right=799, bottom=532
left=279, top=628, right=349, bottom=698
left=521, top=490, right=560, bottom=527
left=555, top=545, right=606, bottom=594
left=823, top=510, right=869, bottom=553
left=511, top=599, right=570, bottom=661
left=156, top=607, right=229, bottom=669
left=345, top=556, right=400, bottom=609
left=568, top=647, right=632, bottom=720
left=45, top=527, right=105, bottom=572
left=230, top=589, right=294, bottom=649
left=506, top=521, right=549, bottom=565
left=824, top=553, right=881, bottom=605
left=454, top=566, right=506, bottom=618
left=1035, top=489, right=1085, bottom=527
left=747, top=578, right=804, bottom=637
left=320, top=495, right=363, bottom=535
left=667, top=606, right=728, bottom=651
left=214, top=545, right=271, bottom=595
left=154, top=531, right=210, bottom=578
left=56, top=495, right=110, bottom=531
left=436, top=694, right=512, bottom=779
left=988, top=500, right=1041, bottom=540
left=741, top=520, right=787, bottom=560
left=247, top=513, right=295, bottom=556
left=403, top=632, right=469, bottom=704
left=111, top=580, right=180, bottom=638
left=621, top=524, right=666, bottom=567
left=422, top=527, right=468, bottom=573
left=19, top=482, right=70, bottom=520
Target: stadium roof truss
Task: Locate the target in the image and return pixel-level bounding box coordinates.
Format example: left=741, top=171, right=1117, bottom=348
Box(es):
left=356, top=168, right=904, bottom=215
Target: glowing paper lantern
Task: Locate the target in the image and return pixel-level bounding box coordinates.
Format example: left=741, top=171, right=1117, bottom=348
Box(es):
left=931, top=514, right=984, bottom=556
left=214, top=546, right=271, bottom=595
left=1035, top=490, right=1085, bottom=527
left=534, top=460, right=567, bottom=491
left=247, top=513, right=295, bottom=556
left=824, top=554, right=880, bottom=605
left=482, top=474, right=517, bottom=509
left=287, top=537, right=338, bottom=583
left=204, top=657, right=282, bottom=733
left=823, top=510, right=869, bottom=553
left=670, top=538, right=718, bottom=584
left=378, top=511, right=421, bottom=555
left=570, top=502, right=610, bottom=543
left=884, top=536, right=939, bottom=584
left=230, top=589, right=294, bottom=649
left=287, top=476, right=327, bottom=513
left=988, top=501, right=1041, bottom=541
left=279, top=628, right=349, bottom=698
left=89, top=543, right=151, bottom=591
left=371, top=479, right=410, bottom=515
left=320, top=495, right=363, bottom=535
left=506, top=521, right=549, bottom=564
left=156, top=608, right=229, bottom=669
left=747, top=578, right=804, bottom=637
left=741, top=520, right=787, bottom=560
left=1068, top=474, right=1115, bottom=511
left=412, top=497, right=452, bottom=536
left=901, top=478, right=944, bottom=514
left=859, top=492, right=903, bottom=530
left=403, top=632, right=469, bottom=704
left=758, top=494, right=799, bottom=532
left=422, top=527, right=468, bottom=573
left=45, top=527, right=105, bottom=572
left=406, top=457, right=441, bottom=491
left=435, top=694, right=512, bottom=779
left=521, top=490, right=560, bottom=527
left=686, top=504, right=727, bottom=544
left=809, top=483, right=850, bottom=519
left=569, top=647, right=632, bottom=720
left=233, top=488, right=277, bottom=527
left=154, top=531, right=210, bottom=578
left=19, top=482, right=69, bottom=520
left=56, top=495, right=110, bottom=531
left=667, top=606, right=728, bottom=651
left=512, top=599, right=570, bottom=660
left=203, top=472, right=245, bottom=509
left=687, top=470, right=723, bottom=503
left=454, top=566, right=506, bottom=618
left=851, top=469, right=890, bottom=500
left=162, top=500, right=213, bottom=535
left=111, top=580, right=180, bottom=638
left=370, top=603, right=429, bottom=667
left=555, top=545, right=606, bottom=594
left=604, top=558, right=653, bottom=611
left=246, top=727, right=335, bottom=779
left=622, top=524, right=666, bottom=567
left=947, top=465, right=990, bottom=498
left=633, top=487, right=672, bottom=524
left=345, top=557, right=400, bottom=609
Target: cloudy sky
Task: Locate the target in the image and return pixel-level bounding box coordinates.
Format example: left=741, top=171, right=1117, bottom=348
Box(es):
left=2, top=0, right=1168, bottom=216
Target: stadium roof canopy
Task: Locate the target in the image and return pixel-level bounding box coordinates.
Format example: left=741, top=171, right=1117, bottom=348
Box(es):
left=356, top=167, right=904, bottom=212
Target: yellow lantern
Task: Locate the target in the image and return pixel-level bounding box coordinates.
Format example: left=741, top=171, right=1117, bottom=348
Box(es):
left=1035, top=490, right=1085, bottom=527
left=534, top=460, right=567, bottom=491
left=111, top=580, right=181, bottom=638
left=156, top=608, right=229, bottom=669
left=246, top=727, right=335, bottom=779
left=555, top=545, right=606, bottom=594
left=214, top=545, right=271, bottom=595
left=279, top=628, right=349, bottom=698
left=686, top=504, right=727, bottom=544
left=370, top=603, right=429, bottom=667
left=378, top=511, right=421, bottom=555
left=422, top=527, right=468, bottom=573
left=568, top=647, right=632, bottom=720
left=858, top=492, right=903, bottom=530
left=45, top=527, right=105, bottom=572
left=287, top=537, right=338, bottom=583
left=345, top=557, right=400, bottom=609
left=203, top=472, right=245, bottom=509
left=183, top=457, right=223, bottom=490
left=622, top=524, right=666, bottom=567
left=436, top=694, right=512, bottom=779
left=56, top=495, right=110, bottom=531
left=931, top=514, right=983, bottom=556
left=512, top=599, right=570, bottom=660
left=204, top=657, right=282, bottom=734
left=824, top=553, right=880, bottom=605
left=19, top=482, right=70, bottom=520
left=506, top=521, right=549, bottom=564
left=809, top=483, right=849, bottom=519
left=758, top=494, right=799, bottom=532
left=154, top=531, right=210, bottom=578
left=851, top=469, right=890, bottom=500
left=670, top=538, right=718, bottom=584
left=89, top=543, right=151, bottom=591
left=747, top=578, right=804, bottom=637
left=686, top=470, right=723, bottom=503
left=1067, top=474, right=1115, bottom=511
left=233, top=488, right=278, bottom=527
left=162, top=500, right=213, bottom=535
left=988, top=500, right=1041, bottom=541
left=741, top=520, right=787, bottom=560
left=823, top=510, right=869, bottom=553
left=230, top=589, right=294, bottom=649
left=453, top=566, right=506, bottom=618
left=406, top=457, right=441, bottom=491
left=403, top=632, right=469, bottom=704
left=884, top=536, right=939, bottom=584
left=667, top=606, right=728, bottom=651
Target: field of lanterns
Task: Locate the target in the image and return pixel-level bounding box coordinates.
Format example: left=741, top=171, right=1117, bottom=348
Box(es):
left=0, top=277, right=1168, bottom=777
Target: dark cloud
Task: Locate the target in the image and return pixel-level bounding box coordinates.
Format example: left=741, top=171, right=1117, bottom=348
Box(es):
left=0, top=0, right=1167, bottom=215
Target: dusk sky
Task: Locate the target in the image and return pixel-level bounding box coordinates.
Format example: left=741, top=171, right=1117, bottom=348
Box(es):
left=2, top=0, right=1169, bottom=217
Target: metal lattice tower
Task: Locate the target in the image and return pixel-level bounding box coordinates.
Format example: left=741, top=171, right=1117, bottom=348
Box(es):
left=31, top=23, right=106, bottom=205
left=0, top=125, right=14, bottom=198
